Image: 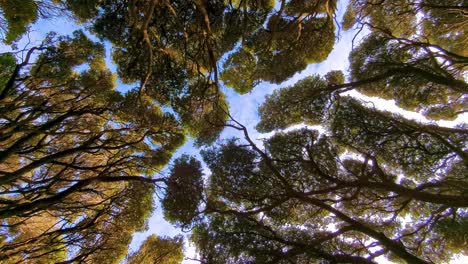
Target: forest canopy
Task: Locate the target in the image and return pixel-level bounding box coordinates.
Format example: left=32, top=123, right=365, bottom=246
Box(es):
left=0, top=0, right=466, bottom=263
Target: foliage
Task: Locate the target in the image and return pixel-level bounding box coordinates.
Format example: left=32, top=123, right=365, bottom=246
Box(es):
left=1, top=1, right=467, bottom=263
left=0, top=0, right=38, bottom=43
left=349, top=33, right=466, bottom=119
left=0, top=31, right=183, bottom=263
left=162, top=155, right=204, bottom=228
left=195, top=119, right=467, bottom=262
left=188, top=1, right=468, bottom=263
left=126, top=235, right=184, bottom=264
left=0, top=0, right=100, bottom=43
left=222, top=0, right=336, bottom=92
left=257, top=74, right=334, bottom=131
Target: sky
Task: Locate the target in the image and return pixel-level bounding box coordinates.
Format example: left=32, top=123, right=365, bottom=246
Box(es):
left=1, top=1, right=466, bottom=263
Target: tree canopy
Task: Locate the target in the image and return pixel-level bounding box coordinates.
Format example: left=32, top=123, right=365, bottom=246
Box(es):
left=188, top=1, right=467, bottom=263
left=0, top=0, right=467, bottom=263
left=126, top=235, right=184, bottom=264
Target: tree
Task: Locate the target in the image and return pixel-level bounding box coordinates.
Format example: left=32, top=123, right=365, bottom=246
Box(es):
left=343, top=0, right=467, bottom=120
left=1, top=0, right=341, bottom=145
left=0, top=1, right=340, bottom=262
left=0, top=31, right=184, bottom=263
left=0, top=0, right=100, bottom=43
left=348, top=33, right=467, bottom=120
left=80, top=0, right=339, bottom=144
left=126, top=235, right=184, bottom=264
left=221, top=0, right=337, bottom=93
left=0, top=0, right=38, bottom=43
left=196, top=115, right=466, bottom=263
left=343, top=0, right=467, bottom=56
left=1, top=0, right=466, bottom=263
left=162, top=155, right=204, bottom=230
left=186, top=1, right=467, bottom=263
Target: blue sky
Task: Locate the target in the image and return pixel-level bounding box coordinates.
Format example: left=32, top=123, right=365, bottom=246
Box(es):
left=1, top=1, right=466, bottom=263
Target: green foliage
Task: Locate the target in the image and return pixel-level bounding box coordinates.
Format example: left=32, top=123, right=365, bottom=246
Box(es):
left=256, top=75, right=330, bottom=132
left=127, top=235, right=184, bottom=264
left=0, top=52, right=15, bottom=91
left=341, top=2, right=356, bottom=30
left=90, top=0, right=238, bottom=145
left=63, top=0, right=100, bottom=21
left=0, top=0, right=38, bottom=43
left=221, top=49, right=258, bottom=94
left=222, top=6, right=336, bottom=93
left=175, top=82, right=229, bottom=146
left=195, top=110, right=467, bottom=263
left=422, top=0, right=468, bottom=56
left=349, top=0, right=417, bottom=37
left=253, top=16, right=335, bottom=83
left=324, top=70, right=345, bottom=85
left=0, top=0, right=102, bottom=43
left=202, top=139, right=276, bottom=205
left=0, top=32, right=184, bottom=263
left=195, top=53, right=466, bottom=262
left=435, top=215, right=468, bottom=255
left=331, top=97, right=466, bottom=179
left=2, top=1, right=467, bottom=264
left=349, top=33, right=466, bottom=118
left=86, top=182, right=156, bottom=264
left=162, top=155, right=204, bottom=228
